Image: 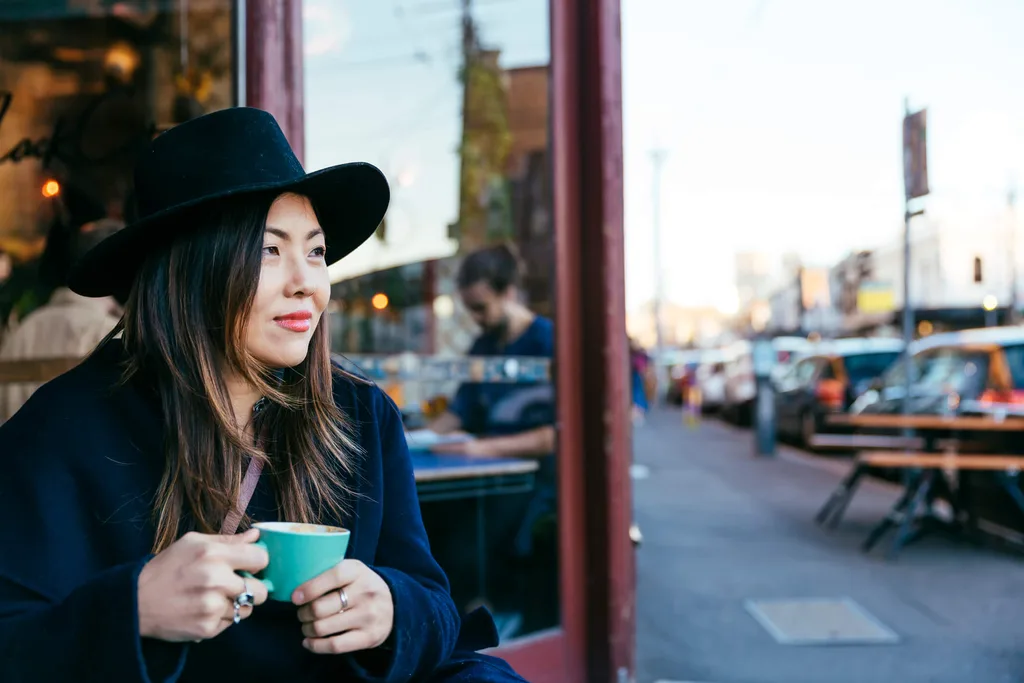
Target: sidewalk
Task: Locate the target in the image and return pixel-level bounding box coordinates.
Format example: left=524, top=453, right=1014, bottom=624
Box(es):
left=633, top=409, right=1024, bottom=683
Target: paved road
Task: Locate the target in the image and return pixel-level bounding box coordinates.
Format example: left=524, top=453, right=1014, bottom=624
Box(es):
left=633, top=409, right=1024, bottom=683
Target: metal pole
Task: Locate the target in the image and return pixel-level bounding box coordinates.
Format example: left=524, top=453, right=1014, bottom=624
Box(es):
left=650, top=148, right=667, bottom=354
left=1009, top=182, right=1018, bottom=324
left=901, top=98, right=914, bottom=420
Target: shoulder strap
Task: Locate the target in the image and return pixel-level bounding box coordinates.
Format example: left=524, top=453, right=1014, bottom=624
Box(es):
left=220, top=457, right=264, bottom=535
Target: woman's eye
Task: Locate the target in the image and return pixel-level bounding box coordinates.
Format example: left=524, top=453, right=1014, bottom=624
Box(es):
left=262, top=246, right=279, bottom=256
left=310, top=246, right=327, bottom=258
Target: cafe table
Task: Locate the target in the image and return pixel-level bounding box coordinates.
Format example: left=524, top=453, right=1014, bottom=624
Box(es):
left=411, top=450, right=540, bottom=600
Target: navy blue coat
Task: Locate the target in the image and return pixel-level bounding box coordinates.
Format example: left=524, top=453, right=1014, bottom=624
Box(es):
left=0, top=341, right=527, bottom=682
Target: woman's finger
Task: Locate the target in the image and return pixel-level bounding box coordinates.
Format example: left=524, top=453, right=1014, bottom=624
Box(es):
left=235, top=573, right=270, bottom=606
left=303, top=628, right=375, bottom=655
left=292, top=560, right=364, bottom=605
left=297, top=585, right=361, bottom=623
left=299, top=607, right=363, bottom=639
left=220, top=542, right=270, bottom=574
left=220, top=528, right=260, bottom=544
left=220, top=598, right=255, bottom=624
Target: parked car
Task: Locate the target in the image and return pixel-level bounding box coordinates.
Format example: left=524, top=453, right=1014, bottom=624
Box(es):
left=722, top=336, right=813, bottom=425
left=693, top=350, right=729, bottom=412
left=851, top=327, right=1024, bottom=416
left=774, top=338, right=903, bottom=447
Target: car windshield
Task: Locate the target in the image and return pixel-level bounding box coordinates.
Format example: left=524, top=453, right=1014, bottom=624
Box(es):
left=914, top=349, right=988, bottom=395
left=843, top=352, right=900, bottom=382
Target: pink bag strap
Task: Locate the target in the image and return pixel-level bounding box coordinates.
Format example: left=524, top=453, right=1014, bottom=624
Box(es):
left=219, top=397, right=269, bottom=535
left=220, top=457, right=264, bottom=535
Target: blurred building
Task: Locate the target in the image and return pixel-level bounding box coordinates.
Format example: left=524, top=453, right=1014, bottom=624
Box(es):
left=765, top=260, right=840, bottom=336
left=506, top=65, right=554, bottom=319
left=758, top=210, right=1023, bottom=338
left=838, top=213, right=1018, bottom=334
left=627, top=301, right=728, bottom=349
left=733, top=251, right=775, bottom=333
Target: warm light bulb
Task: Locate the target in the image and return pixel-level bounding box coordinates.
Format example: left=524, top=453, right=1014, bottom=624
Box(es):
left=372, top=293, right=389, bottom=310
left=41, top=180, right=60, bottom=198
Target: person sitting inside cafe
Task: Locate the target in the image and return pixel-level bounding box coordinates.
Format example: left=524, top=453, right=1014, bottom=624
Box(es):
left=424, top=244, right=557, bottom=636
left=427, top=243, right=555, bottom=460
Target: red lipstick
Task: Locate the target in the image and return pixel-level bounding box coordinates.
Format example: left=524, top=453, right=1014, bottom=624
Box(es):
left=274, top=311, right=313, bottom=333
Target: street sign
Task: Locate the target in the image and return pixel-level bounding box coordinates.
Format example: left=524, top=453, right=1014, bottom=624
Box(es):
left=903, top=108, right=929, bottom=200
left=857, top=281, right=896, bottom=314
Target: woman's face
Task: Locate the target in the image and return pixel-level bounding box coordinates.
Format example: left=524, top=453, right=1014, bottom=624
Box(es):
left=246, top=193, right=331, bottom=368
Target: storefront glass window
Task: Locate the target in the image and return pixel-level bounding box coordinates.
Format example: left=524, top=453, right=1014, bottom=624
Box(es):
left=305, top=0, right=556, bottom=641
left=0, top=0, right=236, bottom=323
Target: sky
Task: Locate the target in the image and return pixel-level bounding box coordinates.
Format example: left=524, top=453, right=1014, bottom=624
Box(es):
left=623, top=0, right=1024, bottom=313
left=301, top=1, right=1024, bottom=313
left=302, top=0, right=549, bottom=283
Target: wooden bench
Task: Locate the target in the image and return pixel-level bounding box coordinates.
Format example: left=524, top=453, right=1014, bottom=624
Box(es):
left=816, top=451, right=1024, bottom=559
left=856, top=451, right=1024, bottom=471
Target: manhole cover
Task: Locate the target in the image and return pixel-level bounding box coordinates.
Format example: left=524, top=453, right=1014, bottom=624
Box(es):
left=744, top=598, right=899, bottom=645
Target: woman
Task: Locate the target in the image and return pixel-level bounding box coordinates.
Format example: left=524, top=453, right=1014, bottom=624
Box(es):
left=0, top=108, right=526, bottom=682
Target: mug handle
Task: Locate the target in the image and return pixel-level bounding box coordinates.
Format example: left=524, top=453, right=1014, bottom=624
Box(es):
left=240, top=541, right=274, bottom=594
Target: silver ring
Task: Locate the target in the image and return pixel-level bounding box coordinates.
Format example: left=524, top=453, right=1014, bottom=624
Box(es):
left=233, top=578, right=255, bottom=625
left=338, top=588, right=349, bottom=613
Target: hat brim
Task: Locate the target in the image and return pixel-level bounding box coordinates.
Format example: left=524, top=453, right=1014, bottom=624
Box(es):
left=67, top=162, right=390, bottom=298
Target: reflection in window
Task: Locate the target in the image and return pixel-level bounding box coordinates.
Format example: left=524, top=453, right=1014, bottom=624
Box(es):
left=0, top=1, right=234, bottom=324
left=306, top=0, right=556, bottom=641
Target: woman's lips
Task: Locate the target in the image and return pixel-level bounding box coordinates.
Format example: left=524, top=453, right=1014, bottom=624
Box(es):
left=274, top=311, right=313, bottom=333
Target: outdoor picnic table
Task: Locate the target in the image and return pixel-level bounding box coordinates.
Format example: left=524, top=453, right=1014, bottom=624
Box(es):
left=829, top=413, right=1024, bottom=432
left=818, top=413, right=1024, bottom=558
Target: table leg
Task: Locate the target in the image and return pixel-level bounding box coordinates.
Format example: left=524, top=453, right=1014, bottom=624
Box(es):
left=887, top=471, right=935, bottom=560
left=816, top=464, right=865, bottom=528
left=476, top=492, right=487, bottom=602
left=862, top=472, right=921, bottom=553
left=957, top=471, right=981, bottom=543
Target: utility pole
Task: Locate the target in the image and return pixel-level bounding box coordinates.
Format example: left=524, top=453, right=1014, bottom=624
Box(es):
left=900, top=98, right=927, bottom=420
left=650, top=148, right=668, bottom=355
left=455, top=0, right=476, bottom=250
left=901, top=102, right=914, bottom=420
left=1009, top=181, right=1018, bottom=324
left=461, top=0, right=475, bottom=60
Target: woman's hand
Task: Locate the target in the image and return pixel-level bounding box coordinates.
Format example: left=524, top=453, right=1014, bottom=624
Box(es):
left=137, top=528, right=270, bottom=642
left=294, top=560, right=395, bottom=655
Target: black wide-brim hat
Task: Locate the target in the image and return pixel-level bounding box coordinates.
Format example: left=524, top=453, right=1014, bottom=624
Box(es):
left=68, top=107, right=389, bottom=298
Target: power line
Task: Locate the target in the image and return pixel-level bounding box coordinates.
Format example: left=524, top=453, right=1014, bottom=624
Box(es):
left=402, top=0, right=520, bottom=15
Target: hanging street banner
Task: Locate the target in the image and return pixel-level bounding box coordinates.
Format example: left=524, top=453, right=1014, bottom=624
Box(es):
left=903, top=108, right=929, bottom=200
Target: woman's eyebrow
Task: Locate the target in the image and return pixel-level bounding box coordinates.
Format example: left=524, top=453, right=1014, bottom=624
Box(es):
left=264, top=227, right=325, bottom=240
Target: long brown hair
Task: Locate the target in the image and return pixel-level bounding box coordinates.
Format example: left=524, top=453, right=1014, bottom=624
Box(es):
left=112, top=191, right=361, bottom=552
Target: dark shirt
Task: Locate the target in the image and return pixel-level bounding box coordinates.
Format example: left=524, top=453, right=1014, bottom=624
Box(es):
left=0, top=340, right=483, bottom=682
left=449, top=316, right=555, bottom=439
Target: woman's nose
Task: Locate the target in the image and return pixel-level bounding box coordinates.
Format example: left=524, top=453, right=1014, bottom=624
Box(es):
left=285, top=258, right=317, bottom=297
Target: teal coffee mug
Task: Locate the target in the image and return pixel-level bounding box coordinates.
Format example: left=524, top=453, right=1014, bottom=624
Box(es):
left=245, top=522, right=351, bottom=602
